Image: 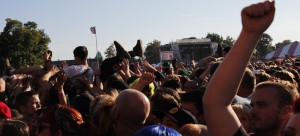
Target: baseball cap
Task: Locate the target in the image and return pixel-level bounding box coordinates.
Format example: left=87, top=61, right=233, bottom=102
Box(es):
left=153, top=107, right=198, bottom=127
left=135, top=125, right=181, bottom=136
left=0, top=102, right=12, bottom=119
left=162, top=61, right=171, bottom=67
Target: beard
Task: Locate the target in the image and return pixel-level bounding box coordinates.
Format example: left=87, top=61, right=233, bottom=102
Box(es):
left=250, top=111, right=282, bottom=136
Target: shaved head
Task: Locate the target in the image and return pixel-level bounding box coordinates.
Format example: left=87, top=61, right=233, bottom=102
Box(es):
left=112, top=89, right=151, bottom=136
left=114, top=89, right=150, bottom=125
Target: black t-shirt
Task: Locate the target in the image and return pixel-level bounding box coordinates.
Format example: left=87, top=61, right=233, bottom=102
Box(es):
left=234, top=126, right=249, bottom=136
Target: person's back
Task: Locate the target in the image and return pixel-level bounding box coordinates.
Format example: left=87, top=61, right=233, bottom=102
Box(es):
left=112, top=89, right=150, bottom=136
left=63, top=46, right=94, bottom=82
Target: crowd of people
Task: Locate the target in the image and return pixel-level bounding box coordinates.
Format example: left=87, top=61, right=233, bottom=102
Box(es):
left=0, top=1, right=299, bottom=136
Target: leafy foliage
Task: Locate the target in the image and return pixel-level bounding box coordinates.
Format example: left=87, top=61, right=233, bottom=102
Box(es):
left=104, top=43, right=116, bottom=58
left=274, top=40, right=292, bottom=49
left=205, top=33, right=223, bottom=45
left=256, top=33, right=273, bottom=58
left=0, top=18, right=51, bottom=71
left=95, top=51, right=103, bottom=63
left=222, top=36, right=235, bottom=47
left=205, top=33, right=235, bottom=47
left=144, top=40, right=161, bottom=64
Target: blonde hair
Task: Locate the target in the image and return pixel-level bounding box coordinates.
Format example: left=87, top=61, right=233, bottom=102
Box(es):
left=91, top=94, right=116, bottom=136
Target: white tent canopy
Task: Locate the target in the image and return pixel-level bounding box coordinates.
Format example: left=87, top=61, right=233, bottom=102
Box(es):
left=264, top=41, right=300, bottom=59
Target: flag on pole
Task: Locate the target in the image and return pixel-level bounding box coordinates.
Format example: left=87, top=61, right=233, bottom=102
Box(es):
left=90, top=26, right=96, bottom=34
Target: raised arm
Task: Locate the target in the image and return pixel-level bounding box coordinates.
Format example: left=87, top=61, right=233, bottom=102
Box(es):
left=54, top=71, right=68, bottom=106
left=203, top=1, right=275, bottom=136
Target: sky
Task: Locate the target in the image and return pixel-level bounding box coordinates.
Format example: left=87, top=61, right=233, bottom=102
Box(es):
left=1, top=0, right=299, bottom=60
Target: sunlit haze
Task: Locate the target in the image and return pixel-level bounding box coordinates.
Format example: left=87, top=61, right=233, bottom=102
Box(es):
left=1, top=0, right=299, bottom=60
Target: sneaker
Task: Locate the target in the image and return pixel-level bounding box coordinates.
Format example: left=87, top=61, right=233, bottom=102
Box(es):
left=114, top=41, right=131, bottom=59
left=133, top=39, right=143, bottom=57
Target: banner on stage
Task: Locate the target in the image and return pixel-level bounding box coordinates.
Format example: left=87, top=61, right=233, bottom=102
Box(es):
left=160, top=51, right=173, bottom=61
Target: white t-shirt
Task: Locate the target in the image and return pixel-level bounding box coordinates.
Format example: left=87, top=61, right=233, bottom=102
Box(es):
left=63, top=65, right=94, bottom=82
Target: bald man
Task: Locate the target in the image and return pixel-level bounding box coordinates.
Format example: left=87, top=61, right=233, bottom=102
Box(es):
left=112, top=89, right=151, bottom=136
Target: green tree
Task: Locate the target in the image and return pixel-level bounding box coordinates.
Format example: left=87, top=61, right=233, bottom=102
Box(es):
left=205, top=33, right=235, bottom=47
left=95, top=51, right=103, bottom=66
left=274, top=40, right=291, bottom=49
left=144, top=40, right=161, bottom=64
left=95, top=51, right=103, bottom=63
left=256, top=33, right=273, bottom=58
left=222, top=36, right=235, bottom=47
left=104, top=43, right=116, bottom=58
left=0, top=18, right=51, bottom=71
left=205, top=33, right=223, bottom=45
